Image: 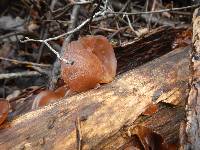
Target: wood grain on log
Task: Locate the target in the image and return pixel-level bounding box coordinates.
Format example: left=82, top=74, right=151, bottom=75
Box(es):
left=0, top=46, right=190, bottom=150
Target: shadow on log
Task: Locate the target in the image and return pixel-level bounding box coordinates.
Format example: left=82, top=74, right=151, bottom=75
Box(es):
left=0, top=46, right=190, bottom=149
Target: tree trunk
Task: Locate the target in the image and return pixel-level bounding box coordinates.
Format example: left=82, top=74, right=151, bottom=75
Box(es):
left=0, top=46, right=190, bottom=150
left=184, top=8, right=200, bottom=150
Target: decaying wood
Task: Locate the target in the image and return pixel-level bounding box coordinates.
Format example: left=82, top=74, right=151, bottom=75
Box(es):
left=7, top=26, right=182, bottom=119
left=184, top=8, right=200, bottom=150
left=115, top=26, right=184, bottom=74
left=0, top=46, right=190, bottom=149
left=103, top=104, right=185, bottom=150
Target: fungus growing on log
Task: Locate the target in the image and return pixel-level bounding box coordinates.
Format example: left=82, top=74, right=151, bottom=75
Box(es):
left=32, top=35, right=117, bottom=109
left=32, top=85, right=67, bottom=109
left=61, top=35, right=117, bottom=92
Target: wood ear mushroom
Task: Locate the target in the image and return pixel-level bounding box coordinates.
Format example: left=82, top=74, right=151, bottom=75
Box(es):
left=32, top=35, right=117, bottom=109
left=61, top=35, right=117, bottom=92
left=32, top=85, right=67, bottom=109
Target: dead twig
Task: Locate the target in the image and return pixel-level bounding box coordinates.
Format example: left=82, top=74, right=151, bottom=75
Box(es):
left=106, top=4, right=199, bottom=15
left=0, top=31, right=33, bottom=41
left=37, top=0, right=58, bottom=63
left=20, top=7, right=109, bottom=43
left=0, top=71, right=41, bottom=80
left=111, top=1, right=177, bottom=26
left=90, top=26, right=117, bottom=32
left=20, top=38, right=73, bottom=65
left=20, top=2, right=115, bottom=89
left=0, top=57, right=51, bottom=68
left=49, top=2, right=81, bottom=89
left=88, top=0, right=102, bottom=25
left=75, top=117, right=82, bottom=150
left=20, top=10, right=114, bottom=45
left=147, top=0, right=156, bottom=29
left=70, top=1, right=93, bottom=5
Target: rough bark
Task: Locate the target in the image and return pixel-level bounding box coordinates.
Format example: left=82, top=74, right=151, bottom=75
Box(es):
left=0, top=46, right=190, bottom=150
left=184, top=8, right=200, bottom=150
left=115, top=26, right=182, bottom=74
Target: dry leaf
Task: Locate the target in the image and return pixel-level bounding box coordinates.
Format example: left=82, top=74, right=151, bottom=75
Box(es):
left=0, top=100, right=10, bottom=125
left=126, top=125, right=177, bottom=150
left=142, top=103, right=158, bottom=116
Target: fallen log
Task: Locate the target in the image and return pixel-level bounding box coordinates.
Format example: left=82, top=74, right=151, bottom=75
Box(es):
left=0, top=46, right=190, bottom=149
left=9, top=26, right=181, bottom=118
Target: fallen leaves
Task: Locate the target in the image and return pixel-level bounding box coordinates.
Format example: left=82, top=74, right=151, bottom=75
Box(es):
left=142, top=103, right=159, bottom=116
left=124, top=125, right=177, bottom=150
left=0, top=99, right=10, bottom=125
left=173, top=28, right=192, bottom=49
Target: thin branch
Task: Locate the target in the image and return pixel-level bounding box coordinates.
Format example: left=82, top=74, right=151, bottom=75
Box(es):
left=36, top=0, right=58, bottom=63
left=147, top=0, right=157, bottom=29
left=0, top=31, right=30, bottom=41
left=62, top=4, right=81, bottom=49
left=20, top=9, right=108, bottom=66
left=0, top=57, right=51, bottom=67
left=20, top=3, right=114, bottom=86
left=20, top=37, right=73, bottom=65
left=106, top=4, right=200, bottom=15
left=72, top=1, right=93, bottom=5
left=125, top=15, right=139, bottom=36
left=88, top=0, right=102, bottom=25
left=90, top=26, right=117, bottom=32
left=0, top=71, right=41, bottom=80
left=52, top=1, right=92, bottom=14
left=49, top=3, right=81, bottom=89
left=46, top=18, right=90, bottom=42
left=45, top=41, right=70, bottom=64
left=75, top=117, right=82, bottom=150
left=21, top=10, right=103, bottom=43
